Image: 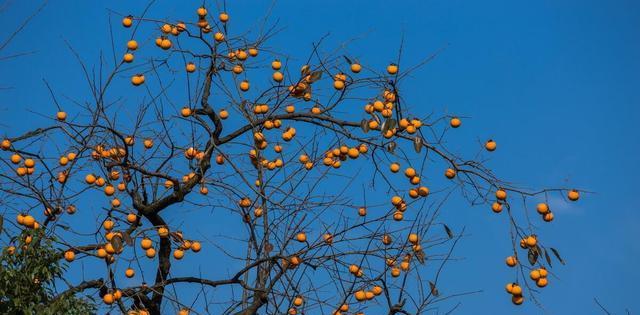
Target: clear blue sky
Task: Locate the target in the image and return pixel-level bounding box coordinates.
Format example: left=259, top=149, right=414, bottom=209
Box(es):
left=1, top=1, right=639, bottom=314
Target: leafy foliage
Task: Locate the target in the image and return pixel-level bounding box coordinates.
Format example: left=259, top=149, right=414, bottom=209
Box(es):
left=0, top=229, right=96, bottom=315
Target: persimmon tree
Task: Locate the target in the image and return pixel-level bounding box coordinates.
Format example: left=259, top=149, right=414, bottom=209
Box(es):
left=0, top=4, right=583, bottom=315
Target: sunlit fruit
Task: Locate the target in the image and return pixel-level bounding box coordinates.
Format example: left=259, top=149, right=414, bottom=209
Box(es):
left=271, top=60, right=281, bottom=70
left=445, top=168, right=456, bottom=179
left=536, top=278, right=548, bottom=287
left=131, top=74, right=145, bottom=86
left=64, top=250, right=75, bottom=262
left=568, top=189, right=580, bottom=201
left=485, top=139, right=497, bottom=151
left=387, top=63, right=398, bottom=74
left=56, top=111, right=67, bottom=121
left=1, top=139, right=11, bottom=150
left=240, top=80, right=250, bottom=91
left=450, top=117, right=461, bottom=128
left=536, top=203, right=549, bottom=214
left=186, top=62, right=196, bottom=73
left=122, top=16, right=133, bottom=27
left=127, top=40, right=138, bottom=50
left=273, top=71, right=284, bottom=82
left=103, top=293, right=115, bottom=305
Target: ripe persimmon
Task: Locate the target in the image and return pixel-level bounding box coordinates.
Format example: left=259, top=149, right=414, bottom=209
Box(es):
left=10, top=154, right=21, bottom=164
left=445, top=168, right=456, bottom=179
left=568, top=189, right=580, bottom=201
left=122, top=16, right=133, bottom=28
left=387, top=63, right=398, bottom=74
left=524, top=235, right=537, bottom=247
left=404, top=167, right=416, bottom=178
left=239, top=80, right=250, bottom=91
left=491, top=202, right=503, bottom=213
left=485, top=139, right=497, bottom=151
left=125, top=268, right=135, bottom=278
left=146, top=248, right=156, bottom=258
left=408, top=233, right=419, bottom=244
left=219, top=12, right=229, bottom=23
left=1, top=139, right=11, bottom=150
left=239, top=197, right=251, bottom=208
left=186, top=62, right=196, bottom=73
left=56, top=111, right=67, bottom=121
left=131, top=74, right=145, bottom=86
left=103, top=293, right=115, bottom=305
left=512, top=295, right=524, bottom=305
left=536, top=203, right=549, bottom=214
left=530, top=269, right=541, bottom=281
left=536, top=278, right=548, bottom=287
left=24, top=158, right=35, bottom=168
left=127, top=40, right=138, bottom=50
left=506, top=283, right=522, bottom=295
left=64, top=250, right=75, bottom=262
left=450, top=117, right=461, bottom=128
left=157, top=226, right=169, bottom=237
